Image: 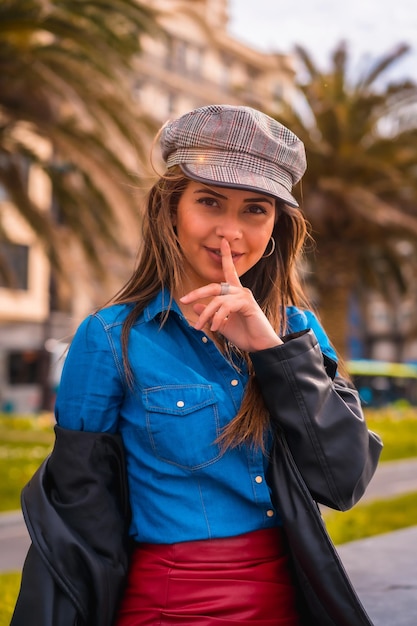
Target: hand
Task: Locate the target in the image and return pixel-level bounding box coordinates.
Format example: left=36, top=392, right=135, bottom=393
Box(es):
left=179, top=239, right=283, bottom=352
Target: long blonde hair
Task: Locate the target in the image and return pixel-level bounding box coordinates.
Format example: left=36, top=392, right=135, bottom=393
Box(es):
left=112, top=167, right=312, bottom=450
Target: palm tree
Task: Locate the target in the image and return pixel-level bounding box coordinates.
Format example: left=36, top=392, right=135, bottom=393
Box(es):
left=276, top=42, right=417, bottom=358
left=0, top=0, right=161, bottom=288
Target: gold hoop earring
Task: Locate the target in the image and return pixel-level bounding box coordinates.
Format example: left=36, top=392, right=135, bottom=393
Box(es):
left=262, top=237, right=276, bottom=258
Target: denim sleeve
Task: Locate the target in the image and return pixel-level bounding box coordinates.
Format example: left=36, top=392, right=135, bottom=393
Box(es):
left=286, top=306, right=338, bottom=363
left=55, top=315, right=125, bottom=433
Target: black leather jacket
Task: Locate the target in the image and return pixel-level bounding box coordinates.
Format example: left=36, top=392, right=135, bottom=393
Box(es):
left=10, top=427, right=131, bottom=626
left=11, top=329, right=382, bottom=626
left=251, top=329, right=382, bottom=625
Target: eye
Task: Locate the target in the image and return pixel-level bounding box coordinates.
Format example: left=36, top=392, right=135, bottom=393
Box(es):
left=245, top=204, right=268, bottom=215
left=196, top=196, right=220, bottom=207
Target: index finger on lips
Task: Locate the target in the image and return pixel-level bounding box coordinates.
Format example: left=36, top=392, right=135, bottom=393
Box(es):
left=220, top=239, right=240, bottom=287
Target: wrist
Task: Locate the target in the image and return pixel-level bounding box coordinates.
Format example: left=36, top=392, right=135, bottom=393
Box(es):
left=251, top=334, right=283, bottom=352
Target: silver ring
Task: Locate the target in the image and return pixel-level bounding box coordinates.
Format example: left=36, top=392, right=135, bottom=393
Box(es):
left=220, top=282, right=230, bottom=296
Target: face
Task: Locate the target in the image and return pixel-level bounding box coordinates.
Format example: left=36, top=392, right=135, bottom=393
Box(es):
left=173, top=181, right=276, bottom=291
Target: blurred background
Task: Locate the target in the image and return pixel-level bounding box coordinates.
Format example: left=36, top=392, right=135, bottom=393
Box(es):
left=230, top=0, right=417, bottom=84
left=2, top=0, right=417, bottom=413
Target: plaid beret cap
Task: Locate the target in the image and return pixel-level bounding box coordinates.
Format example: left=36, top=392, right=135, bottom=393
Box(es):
left=160, top=104, right=306, bottom=207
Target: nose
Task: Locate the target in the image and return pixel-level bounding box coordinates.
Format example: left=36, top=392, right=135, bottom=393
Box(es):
left=215, top=215, right=242, bottom=241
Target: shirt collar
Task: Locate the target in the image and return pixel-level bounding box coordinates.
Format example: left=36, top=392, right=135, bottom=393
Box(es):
left=143, top=287, right=182, bottom=322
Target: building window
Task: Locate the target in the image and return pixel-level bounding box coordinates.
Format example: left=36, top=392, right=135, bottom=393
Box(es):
left=175, top=40, right=187, bottom=72
left=166, top=92, right=177, bottom=116
left=273, top=82, right=284, bottom=99
left=165, top=37, right=187, bottom=73
left=0, top=182, right=8, bottom=202
left=165, top=35, right=174, bottom=71
left=247, top=65, right=260, bottom=81
left=188, top=45, right=204, bottom=79
left=0, top=154, right=29, bottom=200
left=8, top=350, right=43, bottom=385
left=218, top=52, right=235, bottom=91
left=165, top=37, right=203, bottom=78
left=0, top=242, right=30, bottom=290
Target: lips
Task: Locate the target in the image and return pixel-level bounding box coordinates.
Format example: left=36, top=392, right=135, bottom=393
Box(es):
left=205, top=246, right=243, bottom=262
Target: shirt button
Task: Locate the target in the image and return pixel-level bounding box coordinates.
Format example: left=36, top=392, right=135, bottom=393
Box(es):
left=266, top=509, right=275, bottom=518
left=202, top=336, right=208, bottom=343
left=231, top=379, right=239, bottom=387
left=255, top=476, right=263, bottom=484
left=176, top=401, right=185, bottom=408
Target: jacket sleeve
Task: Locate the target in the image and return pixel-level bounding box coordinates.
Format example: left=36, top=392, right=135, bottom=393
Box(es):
left=250, top=329, right=383, bottom=511
left=10, top=426, right=131, bottom=626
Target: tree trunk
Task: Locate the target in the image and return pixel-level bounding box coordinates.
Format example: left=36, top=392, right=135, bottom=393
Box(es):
left=312, top=242, right=357, bottom=361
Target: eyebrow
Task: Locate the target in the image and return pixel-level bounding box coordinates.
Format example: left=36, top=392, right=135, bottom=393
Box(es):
left=193, top=187, right=274, bottom=205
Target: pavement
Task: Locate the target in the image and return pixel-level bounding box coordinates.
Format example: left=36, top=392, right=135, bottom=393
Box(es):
left=323, top=458, right=417, bottom=625
left=338, top=526, right=417, bottom=626
left=1, top=457, right=417, bottom=625
left=358, top=457, right=417, bottom=504
left=0, top=510, right=30, bottom=574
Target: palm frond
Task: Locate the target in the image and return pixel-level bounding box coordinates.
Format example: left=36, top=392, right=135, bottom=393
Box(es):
left=275, top=40, right=417, bottom=356
left=0, top=0, right=162, bottom=285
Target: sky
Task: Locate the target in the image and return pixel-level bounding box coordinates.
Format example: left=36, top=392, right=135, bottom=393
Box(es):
left=228, top=0, right=417, bottom=84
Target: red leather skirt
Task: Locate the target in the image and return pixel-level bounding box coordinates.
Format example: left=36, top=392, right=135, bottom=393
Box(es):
left=115, top=527, right=303, bottom=625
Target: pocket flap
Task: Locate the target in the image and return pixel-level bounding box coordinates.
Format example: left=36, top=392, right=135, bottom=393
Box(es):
left=143, top=384, right=216, bottom=416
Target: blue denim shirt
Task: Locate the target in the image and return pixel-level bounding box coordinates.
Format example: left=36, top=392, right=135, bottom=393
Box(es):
left=55, top=290, right=336, bottom=544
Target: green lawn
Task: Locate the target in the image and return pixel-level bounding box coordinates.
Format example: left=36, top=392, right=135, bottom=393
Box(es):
left=0, top=415, right=54, bottom=512
left=364, top=406, right=417, bottom=461
left=0, top=415, right=53, bottom=625
left=0, top=572, right=21, bottom=626
left=324, top=491, right=417, bottom=544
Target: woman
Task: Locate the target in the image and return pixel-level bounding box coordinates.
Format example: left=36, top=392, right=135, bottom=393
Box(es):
left=12, top=104, right=382, bottom=626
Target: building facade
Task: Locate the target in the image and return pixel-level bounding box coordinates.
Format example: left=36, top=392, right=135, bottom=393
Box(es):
left=136, top=0, right=296, bottom=122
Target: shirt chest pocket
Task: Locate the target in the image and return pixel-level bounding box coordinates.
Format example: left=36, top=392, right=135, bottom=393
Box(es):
left=143, top=384, right=222, bottom=470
